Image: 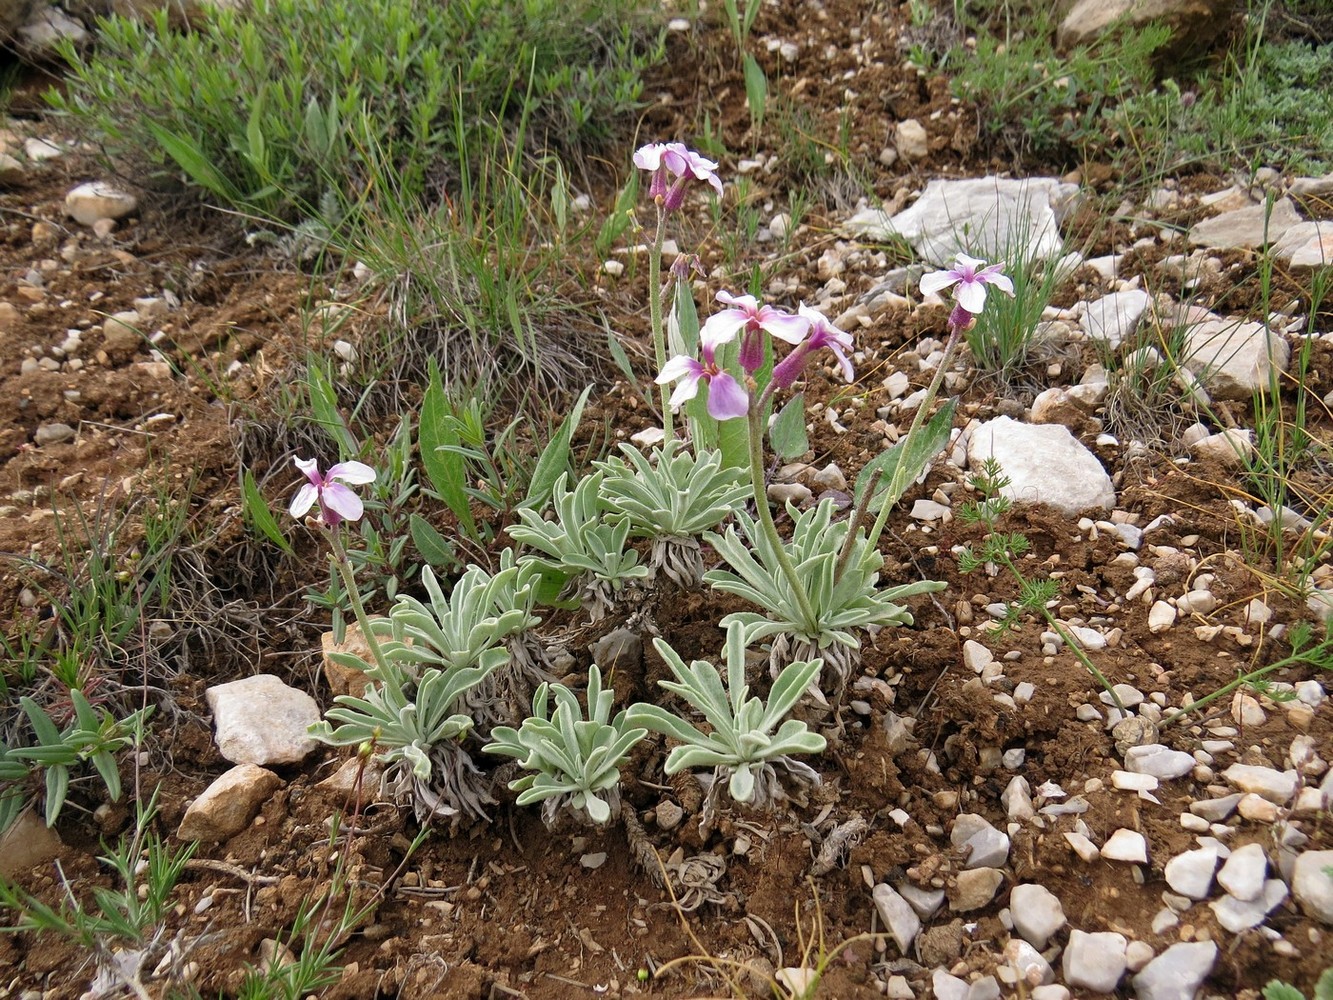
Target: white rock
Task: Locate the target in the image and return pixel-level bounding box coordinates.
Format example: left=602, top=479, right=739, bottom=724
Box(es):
left=206, top=674, right=321, bottom=765
left=1099, top=684, right=1143, bottom=708
left=1147, top=601, right=1176, bottom=632
left=1295, top=680, right=1325, bottom=707
left=1002, top=776, right=1035, bottom=822
left=629, top=427, right=665, bottom=449
left=1065, top=831, right=1100, bottom=861
left=812, top=463, right=846, bottom=490
left=1180, top=315, right=1290, bottom=400
left=1131, top=941, right=1218, bottom=1000
left=1188, top=197, right=1303, bottom=249
left=1191, top=429, right=1254, bottom=467
left=911, top=498, right=950, bottom=521
left=1164, top=846, right=1219, bottom=900
left=177, top=764, right=282, bottom=842
left=1100, top=828, right=1148, bottom=863
left=1292, top=850, right=1333, bottom=925
left=1111, top=770, right=1158, bottom=791
left=1030, top=988, right=1070, bottom=1000
left=1062, top=929, right=1127, bottom=993
left=1081, top=289, right=1150, bottom=349
left=1003, top=938, right=1054, bottom=986
left=962, top=639, right=994, bottom=673
left=1217, top=842, right=1268, bottom=901
left=1009, top=884, right=1066, bottom=948
left=1272, top=220, right=1333, bottom=267
left=931, top=970, right=969, bottom=1000
left=967, top=416, right=1114, bottom=514
left=767, top=482, right=812, bottom=506
left=1190, top=792, right=1242, bottom=821
left=952, top=813, right=1010, bottom=869
left=1231, top=692, right=1266, bottom=727
left=1222, top=764, right=1298, bottom=803
left=872, top=883, right=921, bottom=954
left=768, top=212, right=790, bottom=239
left=15, top=4, right=88, bottom=54
left=894, top=119, right=929, bottom=161
left=844, top=177, right=1079, bottom=266
left=898, top=883, right=946, bottom=920
left=1124, top=744, right=1195, bottom=780
left=64, top=181, right=139, bottom=227
left=1209, top=879, right=1287, bottom=932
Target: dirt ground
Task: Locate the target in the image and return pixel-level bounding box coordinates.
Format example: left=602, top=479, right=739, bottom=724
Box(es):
left=0, top=1, right=1330, bottom=998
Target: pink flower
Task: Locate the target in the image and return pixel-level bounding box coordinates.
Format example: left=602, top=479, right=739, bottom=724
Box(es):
left=700, top=291, right=810, bottom=373
left=771, top=305, right=855, bottom=389
left=633, top=142, right=722, bottom=211
left=289, top=457, right=376, bottom=527
left=919, top=253, right=1014, bottom=315
left=655, top=333, right=749, bottom=421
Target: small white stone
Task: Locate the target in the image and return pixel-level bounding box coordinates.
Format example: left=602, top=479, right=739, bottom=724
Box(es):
left=1124, top=744, right=1195, bottom=780
left=630, top=427, right=665, bottom=449
left=1190, top=793, right=1242, bottom=821
left=872, top=883, right=921, bottom=954
left=1100, top=828, right=1149, bottom=863
left=1209, top=879, right=1287, bottom=933
left=1003, top=938, right=1054, bottom=986
left=1223, top=764, right=1298, bottom=803
left=962, top=639, right=994, bottom=672
left=1231, top=692, right=1267, bottom=727
left=1125, top=940, right=1155, bottom=972
left=1164, top=847, right=1219, bottom=899
left=1112, top=770, right=1158, bottom=791
left=1065, top=831, right=1101, bottom=862
left=602, top=259, right=624, bottom=276
left=64, top=181, right=138, bottom=227
left=1292, top=850, right=1333, bottom=925
left=1147, top=601, right=1176, bottom=632
left=1009, top=884, right=1066, bottom=948
left=1062, top=929, right=1127, bottom=993
left=1132, top=941, right=1218, bottom=1000
left=952, top=813, right=1010, bottom=869
left=1217, top=842, right=1268, bottom=901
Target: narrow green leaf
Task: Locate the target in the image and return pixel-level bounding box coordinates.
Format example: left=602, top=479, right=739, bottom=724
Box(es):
left=769, top=393, right=809, bottom=461
left=146, top=123, right=242, bottom=203
left=242, top=470, right=295, bottom=555
left=742, top=53, right=767, bottom=128
left=419, top=360, right=478, bottom=538
left=305, top=360, right=358, bottom=458
left=522, top=385, right=592, bottom=511
left=854, top=399, right=958, bottom=508
left=410, top=514, right=457, bottom=569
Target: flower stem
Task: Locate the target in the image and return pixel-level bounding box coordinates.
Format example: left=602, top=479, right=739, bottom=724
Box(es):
left=326, top=528, right=393, bottom=682
left=746, top=404, right=820, bottom=635
left=648, top=203, right=673, bottom=443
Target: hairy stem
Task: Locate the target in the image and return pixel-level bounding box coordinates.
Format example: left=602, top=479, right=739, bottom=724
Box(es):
left=326, top=528, right=393, bottom=682
left=746, top=405, right=820, bottom=634
left=648, top=203, right=672, bottom=443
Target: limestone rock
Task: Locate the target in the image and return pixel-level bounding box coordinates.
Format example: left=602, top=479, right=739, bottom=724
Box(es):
left=1272, top=221, right=1333, bottom=268
left=1058, top=0, right=1230, bottom=53
left=177, top=764, right=282, bottom=842
left=872, top=883, right=921, bottom=954
left=951, top=813, right=1010, bottom=869
left=844, top=177, right=1080, bottom=266
left=1009, top=884, right=1066, bottom=948
left=1188, top=197, right=1303, bottom=250
left=1180, top=315, right=1289, bottom=400
left=321, top=623, right=379, bottom=698
left=967, top=416, right=1115, bottom=514
left=206, top=673, right=321, bottom=765
left=1081, top=289, right=1150, bottom=349
left=14, top=2, right=87, bottom=56
left=0, top=807, right=62, bottom=877
left=950, top=867, right=1004, bottom=911
left=1062, top=929, right=1127, bottom=993
left=894, top=119, right=929, bottom=160
left=1131, top=941, right=1218, bottom=1000
left=65, top=181, right=138, bottom=227
left=1292, top=850, right=1333, bottom=925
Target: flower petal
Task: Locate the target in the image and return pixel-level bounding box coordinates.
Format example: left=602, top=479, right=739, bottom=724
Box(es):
left=980, top=268, right=1015, bottom=296
left=918, top=270, right=960, bottom=297
left=321, top=482, right=365, bottom=523
left=656, top=354, right=702, bottom=385
left=955, top=280, right=987, bottom=315
left=668, top=371, right=702, bottom=409
left=828, top=343, right=855, bottom=382
left=705, top=372, right=749, bottom=420
left=293, top=455, right=322, bottom=485
left=289, top=482, right=318, bottom=518
left=715, top=290, right=758, bottom=312
left=759, top=307, right=811, bottom=344
left=954, top=252, right=987, bottom=272
left=632, top=143, right=665, bottom=171
left=327, top=461, right=376, bottom=485
left=699, top=309, right=747, bottom=347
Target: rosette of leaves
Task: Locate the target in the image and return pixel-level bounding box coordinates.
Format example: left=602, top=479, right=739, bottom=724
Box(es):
left=485, top=547, right=557, bottom=718
left=507, top=472, right=648, bottom=621
left=704, top=499, right=945, bottom=694
left=309, top=662, right=497, bottom=826
left=4, top=691, right=150, bottom=831
left=482, top=665, right=646, bottom=828
left=369, top=561, right=541, bottom=728
left=626, top=622, right=827, bottom=826
left=595, top=441, right=748, bottom=587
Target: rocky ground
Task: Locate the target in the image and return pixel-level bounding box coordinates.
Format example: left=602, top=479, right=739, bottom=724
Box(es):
left=0, top=1, right=1331, bottom=999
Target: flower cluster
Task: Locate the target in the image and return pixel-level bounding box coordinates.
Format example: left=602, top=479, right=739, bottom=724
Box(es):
left=633, top=142, right=723, bottom=214
left=656, top=294, right=854, bottom=421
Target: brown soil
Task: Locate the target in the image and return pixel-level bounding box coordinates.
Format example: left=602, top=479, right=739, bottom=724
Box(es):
left=1, top=2, right=1330, bottom=999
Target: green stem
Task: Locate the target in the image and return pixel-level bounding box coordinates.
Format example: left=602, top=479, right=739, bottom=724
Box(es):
left=327, top=528, right=393, bottom=682
left=746, top=404, right=820, bottom=634
left=648, top=203, right=672, bottom=443
left=858, top=322, right=963, bottom=565
left=1161, top=642, right=1329, bottom=727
